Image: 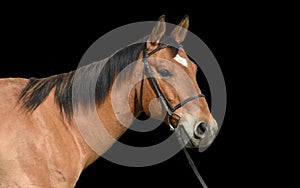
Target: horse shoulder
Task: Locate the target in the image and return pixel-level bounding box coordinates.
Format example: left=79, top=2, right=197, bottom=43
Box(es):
left=0, top=77, right=92, bottom=187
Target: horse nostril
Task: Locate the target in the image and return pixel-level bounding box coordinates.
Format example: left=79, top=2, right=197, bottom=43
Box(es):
left=194, top=122, right=207, bottom=139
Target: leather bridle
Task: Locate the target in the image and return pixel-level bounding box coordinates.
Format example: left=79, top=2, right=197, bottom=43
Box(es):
left=141, top=44, right=205, bottom=131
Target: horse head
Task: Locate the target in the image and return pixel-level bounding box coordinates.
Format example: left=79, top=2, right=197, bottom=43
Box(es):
left=137, top=15, right=218, bottom=148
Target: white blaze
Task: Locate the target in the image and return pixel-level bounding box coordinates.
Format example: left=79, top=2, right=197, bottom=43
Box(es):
left=174, top=54, right=188, bottom=67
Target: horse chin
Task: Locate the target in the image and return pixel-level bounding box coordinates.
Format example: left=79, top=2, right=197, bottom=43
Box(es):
left=183, top=137, right=213, bottom=149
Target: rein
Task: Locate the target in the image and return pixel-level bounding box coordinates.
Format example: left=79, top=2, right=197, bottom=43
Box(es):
left=178, top=126, right=208, bottom=188
left=141, top=44, right=208, bottom=187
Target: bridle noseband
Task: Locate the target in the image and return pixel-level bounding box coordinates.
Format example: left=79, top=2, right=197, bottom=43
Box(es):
left=141, top=44, right=205, bottom=131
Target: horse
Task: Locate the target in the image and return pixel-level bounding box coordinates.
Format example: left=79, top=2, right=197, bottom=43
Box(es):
left=0, top=15, right=218, bottom=187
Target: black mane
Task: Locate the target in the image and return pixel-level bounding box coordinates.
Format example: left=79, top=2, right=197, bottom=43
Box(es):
left=18, top=36, right=179, bottom=119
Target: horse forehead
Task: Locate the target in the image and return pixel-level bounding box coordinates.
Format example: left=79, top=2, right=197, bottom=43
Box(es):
left=173, top=54, right=188, bottom=67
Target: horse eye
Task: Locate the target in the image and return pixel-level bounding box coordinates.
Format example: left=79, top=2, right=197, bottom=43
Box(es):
left=159, top=69, right=172, bottom=77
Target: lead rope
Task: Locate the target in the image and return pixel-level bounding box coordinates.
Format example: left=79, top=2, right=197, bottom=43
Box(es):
left=177, top=126, right=208, bottom=188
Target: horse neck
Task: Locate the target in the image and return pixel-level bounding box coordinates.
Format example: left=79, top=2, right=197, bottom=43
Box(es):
left=72, top=60, right=143, bottom=158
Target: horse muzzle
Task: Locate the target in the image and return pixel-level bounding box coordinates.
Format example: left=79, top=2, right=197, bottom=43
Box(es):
left=177, top=117, right=218, bottom=149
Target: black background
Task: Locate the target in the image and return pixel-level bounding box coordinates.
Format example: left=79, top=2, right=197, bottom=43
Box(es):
left=0, top=3, right=274, bottom=188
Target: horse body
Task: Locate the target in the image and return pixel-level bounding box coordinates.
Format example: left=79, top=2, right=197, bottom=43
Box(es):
left=0, top=16, right=219, bottom=187
left=0, top=78, right=98, bottom=187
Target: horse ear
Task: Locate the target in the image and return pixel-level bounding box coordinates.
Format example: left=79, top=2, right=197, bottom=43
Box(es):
left=171, top=15, right=189, bottom=43
left=147, top=15, right=166, bottom=48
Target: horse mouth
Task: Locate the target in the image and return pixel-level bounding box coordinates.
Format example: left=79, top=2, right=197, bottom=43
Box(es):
left=175, top=125, right=200, bottom=148
left=177, top=124, right=217, bottom=149
left=185, top=138, right=201, bottom=148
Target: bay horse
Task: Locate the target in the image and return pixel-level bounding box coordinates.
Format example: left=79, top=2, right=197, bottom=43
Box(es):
left=0, top=16, right=218, bottom=187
